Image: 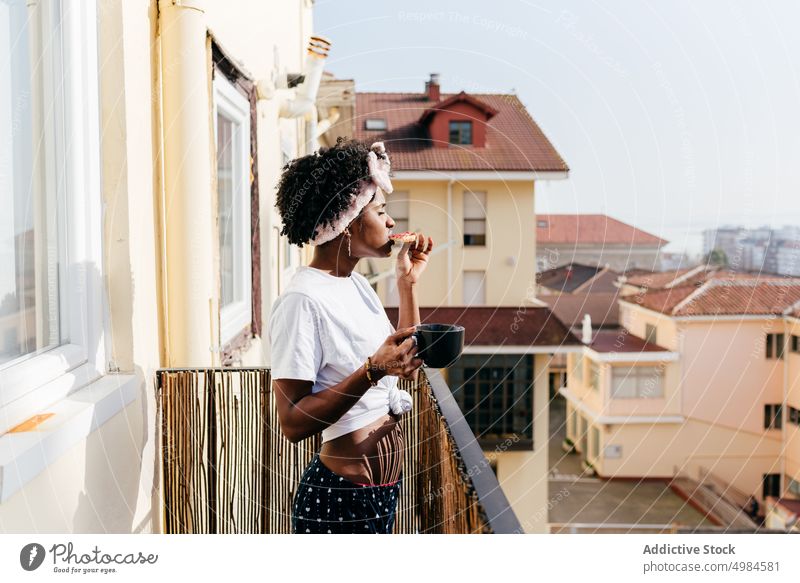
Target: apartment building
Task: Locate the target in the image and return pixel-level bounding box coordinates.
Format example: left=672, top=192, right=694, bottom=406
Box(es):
left=765, top=309, right=800, bottom=531
left=319, top=74, right=570, bottom=307
left=703, top=225, right=800, bottom=276
left=561, top=269, right=800, bottom=522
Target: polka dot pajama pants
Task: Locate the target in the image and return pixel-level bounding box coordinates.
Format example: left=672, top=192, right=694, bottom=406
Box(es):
left=291, top=452, right=402, bottom=534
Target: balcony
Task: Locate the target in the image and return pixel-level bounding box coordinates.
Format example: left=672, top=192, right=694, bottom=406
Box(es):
left=155, top=366, right=521, bottom=533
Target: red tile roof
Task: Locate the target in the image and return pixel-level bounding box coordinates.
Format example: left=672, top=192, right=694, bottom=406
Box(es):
left=621, top=285, right=697, bottom=315
left=354, top=92, right=568, bottom=172
left=544, top=292, right=621, bottom=330
left=383, top=306, right=580, bottom=347
left=536, top=214, right=668, bottom=246
left=538, top=263, right=620, bottom=294
left=622, top=276, right=800, bottom=317
left=588, top=329, right=669, bottom=353
left=623, top=266, right=708, bottom=289
left=418, top=91, right=499, bottom=124
left=538, top=263, right=604, bottom=293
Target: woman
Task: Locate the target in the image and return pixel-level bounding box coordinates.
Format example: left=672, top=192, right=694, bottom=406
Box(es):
left=268, top=138, right=434, bottom=534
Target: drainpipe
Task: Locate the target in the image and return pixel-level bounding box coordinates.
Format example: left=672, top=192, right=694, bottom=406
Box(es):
left=315, top=106, right=340, bottom=138
left=279, top=36, right=331, bottom=153
left=158, top=0, right=214, bottom=366
left=447, top=178, right=454, bottom=306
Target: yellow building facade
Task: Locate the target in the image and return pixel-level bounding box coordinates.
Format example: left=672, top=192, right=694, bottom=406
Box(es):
left=0, top=0, right=313, bottom=532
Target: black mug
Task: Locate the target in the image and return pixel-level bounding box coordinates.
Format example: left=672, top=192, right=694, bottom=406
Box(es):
left=412, top=323, right=465, bottom=368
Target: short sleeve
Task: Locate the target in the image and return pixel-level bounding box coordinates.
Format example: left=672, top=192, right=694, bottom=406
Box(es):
left=268, top=293, right=324, bottom=381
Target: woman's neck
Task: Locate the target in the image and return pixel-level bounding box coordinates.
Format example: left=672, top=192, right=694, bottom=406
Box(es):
left=308, top=246, right=358, bottom=278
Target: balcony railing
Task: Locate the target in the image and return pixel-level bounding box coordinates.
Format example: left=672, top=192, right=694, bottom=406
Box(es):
left=155, top=366, right=522, bottom=533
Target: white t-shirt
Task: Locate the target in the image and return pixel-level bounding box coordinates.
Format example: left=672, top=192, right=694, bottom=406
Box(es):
left=268, top=265, right=401, bottom=443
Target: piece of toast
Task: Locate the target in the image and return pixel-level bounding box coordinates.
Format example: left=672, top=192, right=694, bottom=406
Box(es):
left=389, top=231, right=417, bottom=243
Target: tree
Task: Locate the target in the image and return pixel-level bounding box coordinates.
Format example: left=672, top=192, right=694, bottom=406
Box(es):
left=705, top=248, right=728, bottom=267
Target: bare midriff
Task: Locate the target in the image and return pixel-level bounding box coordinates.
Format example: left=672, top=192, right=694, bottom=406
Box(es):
left=319, top=413, right=404, bottom=486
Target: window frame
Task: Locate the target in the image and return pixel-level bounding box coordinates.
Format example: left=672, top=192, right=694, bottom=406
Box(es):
left=763, top=473, right=781, bottom=499
left=365, top=118, right=387, bottom=131
left=0, top=0, right=107, bottom=434
left=589, top=425, right=600, bottom=461
left=449, top=353, right=534, bottom=447
left=787, top=475, right=800, bottom=498
left=571, top=354, right=583, bottom=384
left=611, top=365, right=664, bottom=399
left=462, top=270, right=486, bottom=306
left=385, top=193, right=409, bottom=234
left=448, top=119, right=473, bottom=145
left=764, top=403, right=783, bottom=430
left=766, top=332, right=785, bottom=360
left=588, top=360, right=601, bottom=392
left=645, top=323, right=658, bottom=345
left=463, top=190, right=487, bottom=247
left=212, top=73, right=253, bottom=347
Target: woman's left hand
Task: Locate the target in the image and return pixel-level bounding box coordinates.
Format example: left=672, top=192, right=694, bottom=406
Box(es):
left=395, top=232, right=433, bottom=286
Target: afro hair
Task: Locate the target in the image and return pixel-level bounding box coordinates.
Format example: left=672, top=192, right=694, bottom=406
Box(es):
left=275, top=137, right=386, bottom=248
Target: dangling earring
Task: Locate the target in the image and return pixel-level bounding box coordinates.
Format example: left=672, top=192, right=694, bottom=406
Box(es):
left=345, top=229, right=352, bottom=258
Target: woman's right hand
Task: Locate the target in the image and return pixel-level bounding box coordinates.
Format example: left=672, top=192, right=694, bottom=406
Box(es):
left=370, top=326, right=424, bottom=380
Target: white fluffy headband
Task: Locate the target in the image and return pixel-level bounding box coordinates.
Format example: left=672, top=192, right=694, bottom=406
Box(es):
left=308, top=142, right=394, bottom=246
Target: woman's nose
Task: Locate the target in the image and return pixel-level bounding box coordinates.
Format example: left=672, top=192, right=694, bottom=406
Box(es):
left=387, top=216, right=395, bottom=227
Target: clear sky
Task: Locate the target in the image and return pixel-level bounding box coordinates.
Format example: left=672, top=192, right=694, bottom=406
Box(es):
left=314, top=0, right=800, bottom=257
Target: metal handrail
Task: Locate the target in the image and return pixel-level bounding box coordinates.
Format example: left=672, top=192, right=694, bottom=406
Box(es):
left=424, top=367, right=523, bottom=533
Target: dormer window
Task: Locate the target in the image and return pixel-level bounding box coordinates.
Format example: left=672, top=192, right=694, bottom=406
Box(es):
left=449, top=120, right=472, bottom=145
left=365, top=118, right=387, bottom=131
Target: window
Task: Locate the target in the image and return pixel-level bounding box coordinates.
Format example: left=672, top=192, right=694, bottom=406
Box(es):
left=449, top=120, right=472, bottom=145
left=0, top=0, right=106, bottom=433
left=611, top=366, right=664, bottom=398
left=571, top=354, right=583, bottom=383
left=463, top=270, right=486, bottom=306
left=787, top=476, right=800, bottom=498
left=645, top=323, right=658, bottom=345
left=792, top=335, right=799, bottom=353
left=789, top=406, right=800, bottom=426
left=763, top=473, right=781, bottom=499
left=766, top=333, right=785, bottom=359
left=537, top=219, right=548, bottom=228
left=786, top=475, right=800, bottom=498
left=566, top=407, right=575, bottom=441
left=463, top=190, right=486, bottom=246
left=589, top=425, right=600, bottom=460
left=764, top=404, right=783, bottom=430
left=385, top=193, right=409, bottom=234
left=589, top=360, right=601, bottom=392
left=365, top=118, right=387, bottom=131
left=449, top=354, right=534, bottom=446
left=284, top=239, right=294, bottom=269
left=214, top=74, right=252, bottom=345
left=1, top=0, right=62, bottom=370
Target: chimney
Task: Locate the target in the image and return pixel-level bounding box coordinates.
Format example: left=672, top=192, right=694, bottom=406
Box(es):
left=425, top=73, right=440, bottom=102
left=581, top=314, right=593, bottom=344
